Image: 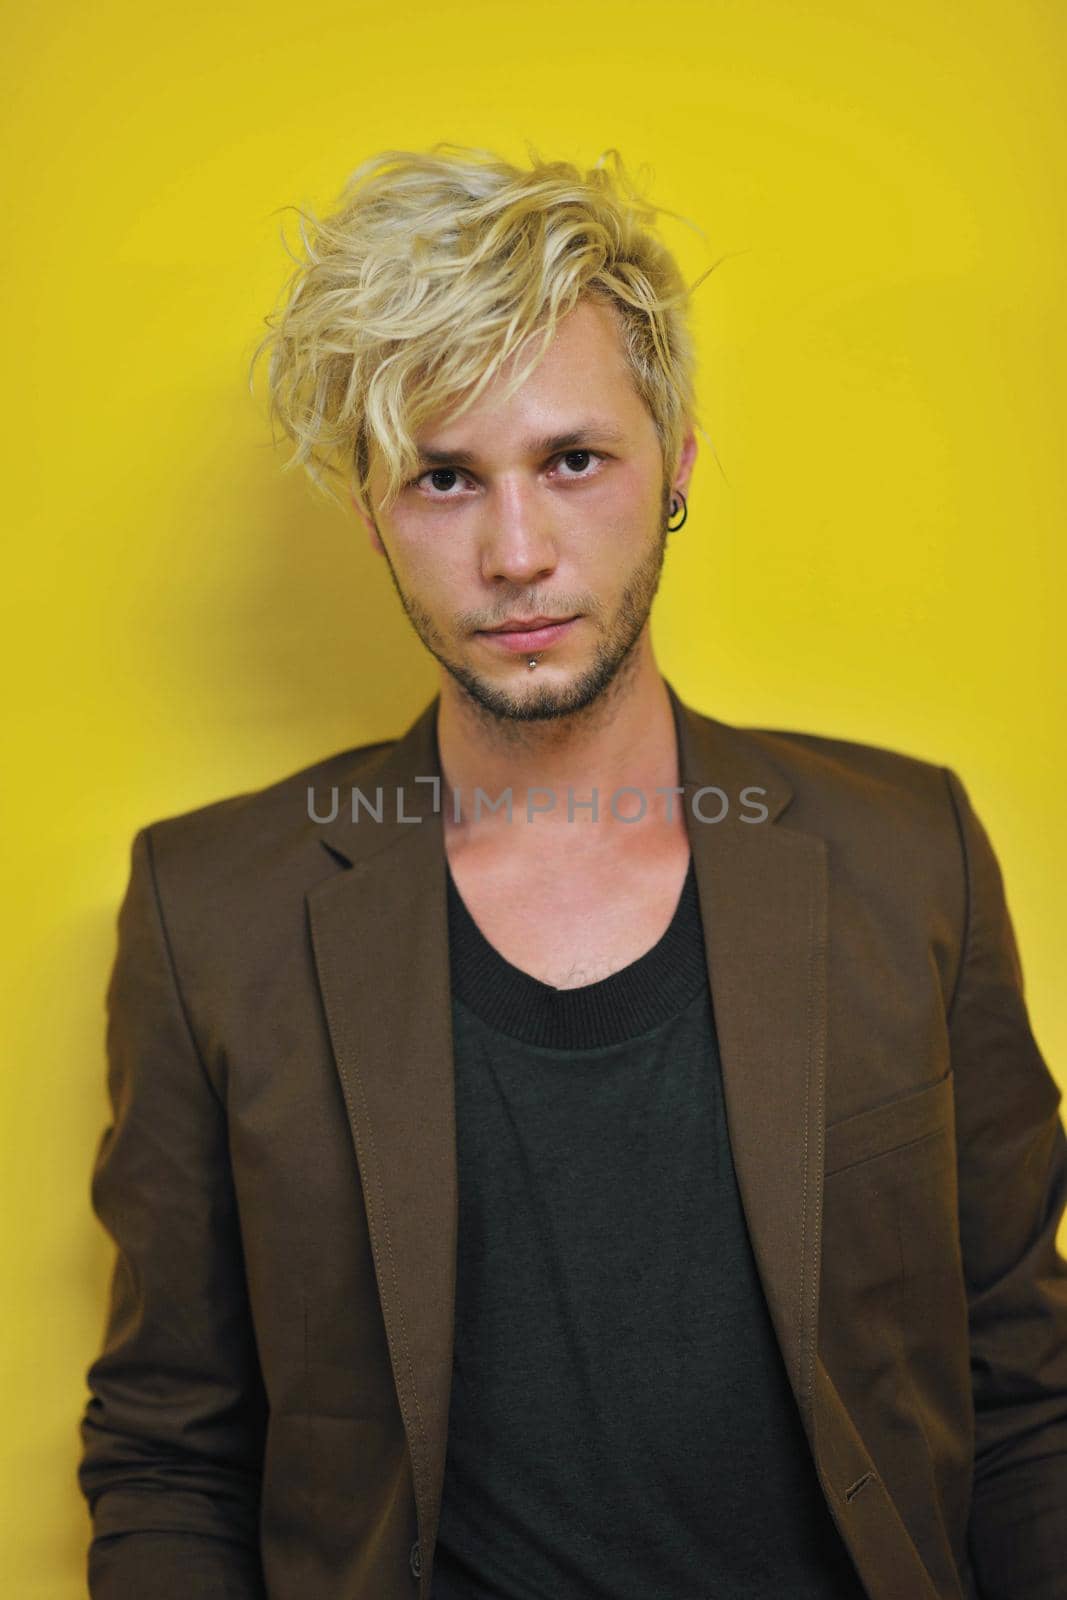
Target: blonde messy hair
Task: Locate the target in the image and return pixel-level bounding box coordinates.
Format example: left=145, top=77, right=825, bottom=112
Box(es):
left=251, top=143, right=708, bottom=518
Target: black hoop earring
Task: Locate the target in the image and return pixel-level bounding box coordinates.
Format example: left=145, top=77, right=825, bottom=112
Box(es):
left=667, top=490, right=688, bottom=532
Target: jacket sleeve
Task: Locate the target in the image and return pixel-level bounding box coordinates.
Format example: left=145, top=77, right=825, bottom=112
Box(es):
left=77, top=826, right=269, bottom=1599
left=941, top=768, right=1067, bottom=1599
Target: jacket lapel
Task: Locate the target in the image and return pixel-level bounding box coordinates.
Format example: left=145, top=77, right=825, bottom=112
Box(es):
left=306, top=699, right=457, bottom=1548
left=668, top=686, right=828, bottom=1441
left=667, top=688, right=939, bottom=1598
left=305, top=681, right=925, bottom=1594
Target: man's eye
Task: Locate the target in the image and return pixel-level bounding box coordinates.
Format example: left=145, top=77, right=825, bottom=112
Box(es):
left=558, top=450, right=596, bottom=475
left=422, top=468, right=465, bottom=494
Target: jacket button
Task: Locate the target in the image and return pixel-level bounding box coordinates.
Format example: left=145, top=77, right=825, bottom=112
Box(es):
left=410, top=1538, right=422, bottom=1579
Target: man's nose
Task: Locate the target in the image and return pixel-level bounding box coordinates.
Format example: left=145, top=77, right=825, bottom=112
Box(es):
left=479, top=478, right=558, bottom=585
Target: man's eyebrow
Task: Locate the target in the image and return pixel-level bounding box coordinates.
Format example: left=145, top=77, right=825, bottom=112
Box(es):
left=414, top=422, right=628, bottom=468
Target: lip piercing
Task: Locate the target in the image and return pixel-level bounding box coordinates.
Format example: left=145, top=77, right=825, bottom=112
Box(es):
left=527, top=656, right=539, bottom=669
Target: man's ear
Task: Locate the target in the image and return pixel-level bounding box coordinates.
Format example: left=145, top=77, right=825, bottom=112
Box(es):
left=350, top=487, right=386, bottom=557
left=672, top=425, right=699, bottom=499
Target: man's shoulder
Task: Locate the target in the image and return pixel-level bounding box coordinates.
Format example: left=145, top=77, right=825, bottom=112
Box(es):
left=713, top=713, right=962, bottom=847
left=719, top=716, right=969, bottom=923
left=740, top=719, right=950, bottom=794
left=132, top=731, right=400, bottom=875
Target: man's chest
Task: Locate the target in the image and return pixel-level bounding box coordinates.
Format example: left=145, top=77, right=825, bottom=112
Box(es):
left=443, top=831, right=694, bottom=989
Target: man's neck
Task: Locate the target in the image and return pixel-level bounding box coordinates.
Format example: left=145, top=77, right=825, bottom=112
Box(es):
left=435, top=648, right=683, bottom=845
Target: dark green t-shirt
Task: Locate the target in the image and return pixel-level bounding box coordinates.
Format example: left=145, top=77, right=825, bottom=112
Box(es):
left=431, top=851, right=866, bottom=1600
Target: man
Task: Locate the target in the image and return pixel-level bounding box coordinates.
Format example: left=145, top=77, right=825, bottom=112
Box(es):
left=78, top=147, right=1067, bottom=1600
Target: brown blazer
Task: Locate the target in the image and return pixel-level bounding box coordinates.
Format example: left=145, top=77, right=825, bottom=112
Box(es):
left=78, top=680, right=1067, bottom=1600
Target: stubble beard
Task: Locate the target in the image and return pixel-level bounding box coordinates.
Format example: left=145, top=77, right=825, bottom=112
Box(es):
left=380, top=493, right=672, bottom=726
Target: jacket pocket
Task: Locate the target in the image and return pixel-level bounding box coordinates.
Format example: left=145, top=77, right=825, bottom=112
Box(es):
left=824, top=1065, right=955, bottom=1177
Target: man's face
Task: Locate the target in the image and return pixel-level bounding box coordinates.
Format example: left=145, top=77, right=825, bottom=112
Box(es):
left=361, top=295, right=695, bottom=723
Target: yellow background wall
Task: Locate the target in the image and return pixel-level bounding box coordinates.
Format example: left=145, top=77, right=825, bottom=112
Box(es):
left=3, top=1, right=1064, bottom=1591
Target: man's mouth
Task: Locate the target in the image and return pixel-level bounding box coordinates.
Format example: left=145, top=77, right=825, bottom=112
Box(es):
left=476, top=616, right=580, bottom=652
